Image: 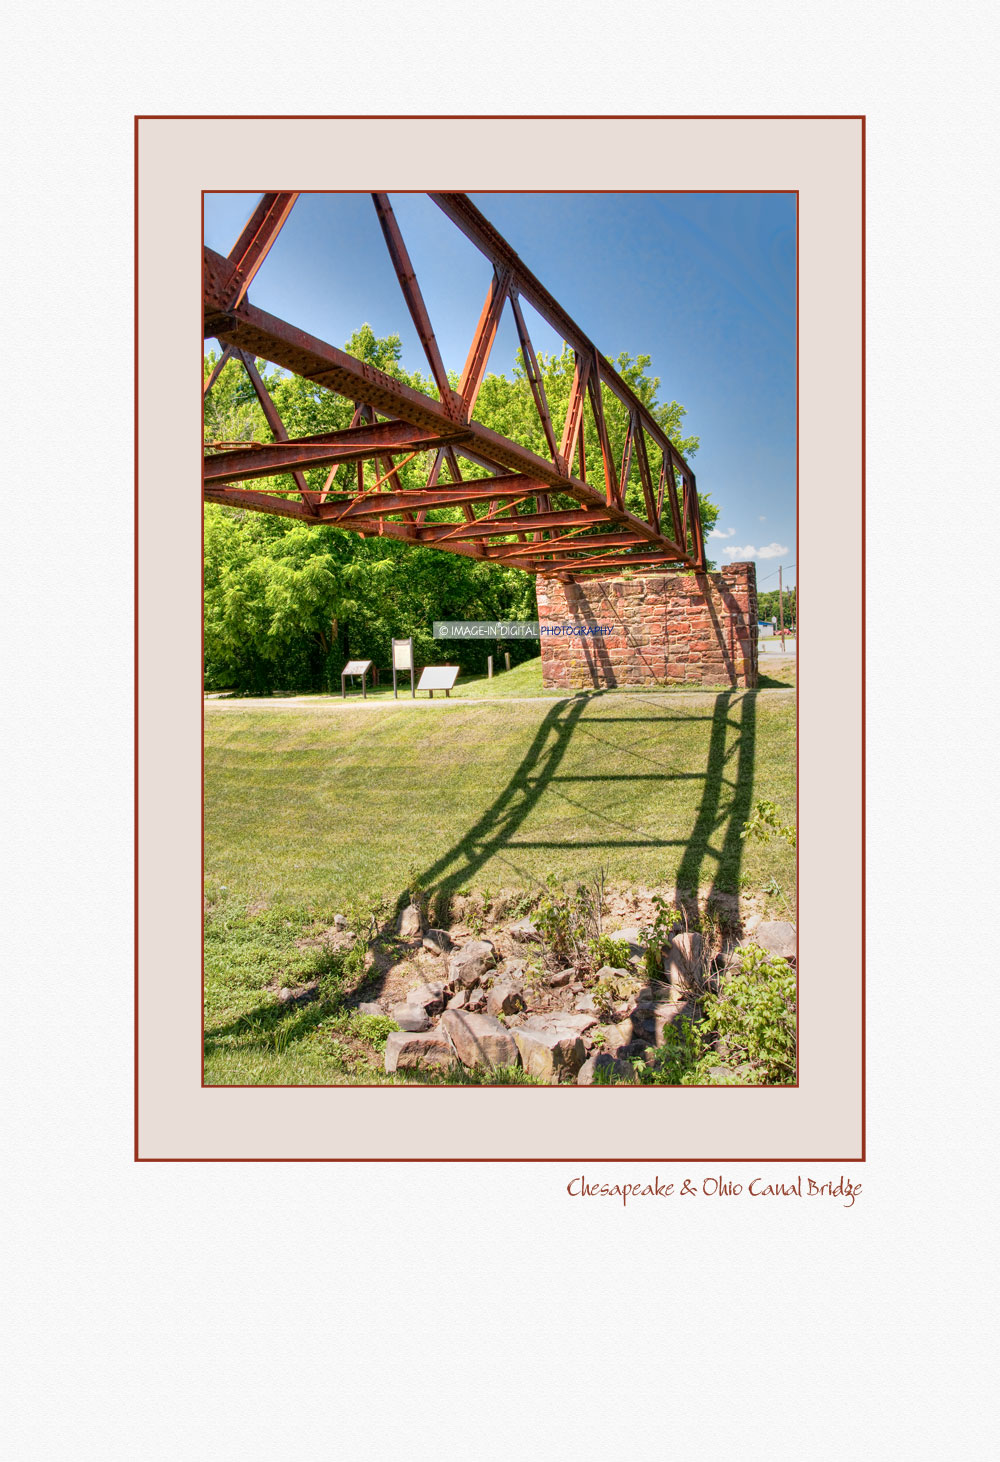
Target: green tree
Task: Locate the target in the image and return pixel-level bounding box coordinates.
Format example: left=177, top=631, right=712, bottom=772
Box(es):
left=204, top=330, right=721, bottom=692
left=756, top=588, right=795, bottom=628
left=474, top=343, right=718, bottom=551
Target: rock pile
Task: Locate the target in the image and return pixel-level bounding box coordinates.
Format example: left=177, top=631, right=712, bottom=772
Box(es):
left=353, top=901, right=797, bottom=1084
left=378, top=927, right=700, bottom=1084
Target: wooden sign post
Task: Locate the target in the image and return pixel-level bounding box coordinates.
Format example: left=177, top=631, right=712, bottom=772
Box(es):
left=416, top=666, right=459, bottom=699
left=392, top=637, right=415, bottom=699
left=341, top=659, right=372, bottom=699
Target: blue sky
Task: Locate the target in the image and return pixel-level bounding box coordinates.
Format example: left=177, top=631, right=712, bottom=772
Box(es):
left=205, top=191, right=796, bottom=588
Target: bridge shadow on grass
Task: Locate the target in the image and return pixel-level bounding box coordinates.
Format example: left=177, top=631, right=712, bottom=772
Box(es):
left=204, top=690, right=759, bottom=1077
left=204, top=989, right=335, bottom=1060
left=411, top=689, right=757, bottom=926
left=674, top=691, right=756, bottom=916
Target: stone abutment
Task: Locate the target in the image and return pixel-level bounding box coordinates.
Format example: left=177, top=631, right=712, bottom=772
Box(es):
left=536, top=563, right=758, bottom=690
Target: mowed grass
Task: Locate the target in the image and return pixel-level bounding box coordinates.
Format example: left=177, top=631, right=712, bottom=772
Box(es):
left=204, top=689, right=795, bottom=1084
left=205, top=692, right=795, bottom=908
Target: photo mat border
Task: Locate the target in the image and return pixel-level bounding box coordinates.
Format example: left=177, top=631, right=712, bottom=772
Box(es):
left=136, top=114, right=863, bottom=1161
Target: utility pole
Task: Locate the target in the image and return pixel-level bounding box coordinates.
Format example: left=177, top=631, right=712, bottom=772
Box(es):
left=778, top=565, right=786, bottom=651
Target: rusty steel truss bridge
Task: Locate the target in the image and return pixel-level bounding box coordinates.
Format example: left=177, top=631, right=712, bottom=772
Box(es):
left=203, top=192, right=706, bottom=581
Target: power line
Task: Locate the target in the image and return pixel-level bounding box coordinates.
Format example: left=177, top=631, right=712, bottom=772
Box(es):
left=757, top=562, right=795, bottom=585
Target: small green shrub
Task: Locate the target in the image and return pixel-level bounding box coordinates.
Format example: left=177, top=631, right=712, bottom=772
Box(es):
left=352, top=1013, right=398, bottom=1048
left=639, top=894, right=684, bottom=980
left=531, top=868, right=622, bottom=975
left=534, top=876, right=590, bottom=960
left=589, top=933, right=631, bottom=970
left=520, top=959, right=545, bottom=997
left=636, top=944, right=796, bottom=1086
left=591, top=969, right=638, bottom=1021
left=701, top=943, right=796, bottom=1083
left=636, top=1016, right=704, bottom=1085
left=741, top=798, right=796, bottom=850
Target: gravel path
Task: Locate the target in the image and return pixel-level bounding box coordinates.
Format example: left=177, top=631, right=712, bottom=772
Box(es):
left=205, top=687, right=795, bottom=712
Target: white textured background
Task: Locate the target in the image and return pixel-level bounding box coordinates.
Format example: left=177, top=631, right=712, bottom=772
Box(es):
left=4, top=3, right=997, bottom=1458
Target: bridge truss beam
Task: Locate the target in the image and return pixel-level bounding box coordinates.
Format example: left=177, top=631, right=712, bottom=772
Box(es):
left=204, top=193, right=706, bottom=580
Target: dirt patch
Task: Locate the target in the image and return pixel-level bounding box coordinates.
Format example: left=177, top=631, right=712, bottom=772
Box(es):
left=294, top=927, right=358, bottom=955
left=356, top=939, right=455, bottom=1008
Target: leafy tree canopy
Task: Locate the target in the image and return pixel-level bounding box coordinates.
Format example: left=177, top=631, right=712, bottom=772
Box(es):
left=204, top=329, right=720, bottom=693
left=757, top=588, right=796, bottom=627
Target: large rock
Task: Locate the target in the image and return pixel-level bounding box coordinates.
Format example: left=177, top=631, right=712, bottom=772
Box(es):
left=667, top=931, right=703, bottom=997
left=632, top=1001, right=687, bottom=1046
left=652, top=1003, right=688, bottom=1044
left=397, top=903, right=424, bottom=938
left=446, top=988, right=468, bottom=1011
left=591, top=1018, right=634, bottom=1056
left=406, top=981, right=446, bottom=1015
left=555, top=1012, right=598, bottom=1036
left=384, top=1029, right=453, bottom=1073
left=546, top=968, right=573, bottom=988
left=752, top=921, right=796, bottom=959
left=623, top=1040, right=652, bottom=1061
left=595, top=964, right=631, bottom=982
left=577, top=1053, right=637, bottom=1086
left=448, top=940, right=496, bottom=988
left=422, top=929, right=453, bottom=955
left=357, top=1001, right=384, bottom=1017
left=391, top=1004, right=431, bottom=1032
left=466, top=986, right=487, bottom=1013
left=513, top=1024, right=586, bottom=1084
left=508, top=914, right=542, bottom=944
left=522, top=1012, right=596, bottom=1036
left=440, top=1009, right=519, bottom=1069
left=668, top=930, right=702, bottom=974
left=486, top=983, right=526, bottom=1018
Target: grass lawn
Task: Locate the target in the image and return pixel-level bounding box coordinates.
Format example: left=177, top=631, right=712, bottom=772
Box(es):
left=212, top=652, right=797, bottom=701
left=205, top=688, right=795, bottom=1084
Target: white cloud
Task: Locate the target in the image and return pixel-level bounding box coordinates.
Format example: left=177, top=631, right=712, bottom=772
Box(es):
left=758, top=515, right=767, bottom=522
left=708, top=525, right=736, bottom=539
left=721, top=542, right=789, bottom=561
